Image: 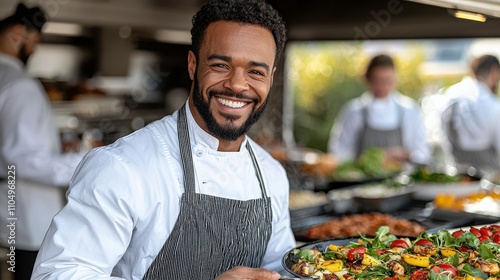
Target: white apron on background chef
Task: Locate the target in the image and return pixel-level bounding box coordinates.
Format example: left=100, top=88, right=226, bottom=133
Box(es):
left=0, top=4, right=85, bottom=280
left=442, top=55, right=500, bottom=172
left=32, top=1, right=295, bottom=279
left=328, top=54, right=430, bottom=165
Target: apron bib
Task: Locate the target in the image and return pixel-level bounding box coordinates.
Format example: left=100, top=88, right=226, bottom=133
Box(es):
left=143, top=105, right=272, bottom=280
left=356, top=104, right=404, bottom=158
left=444, top=103, right=500, bottom=171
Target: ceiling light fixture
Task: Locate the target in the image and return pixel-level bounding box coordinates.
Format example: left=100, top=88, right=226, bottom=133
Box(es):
left=454, top=10, right=487, bottom=22
left=43, top=22, right=84, bottom=36
left=154, top=29, right=191, bottom=45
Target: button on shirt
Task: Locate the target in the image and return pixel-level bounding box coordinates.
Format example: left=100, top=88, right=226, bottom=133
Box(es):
left=0, top=53, right=84, bottom=250
left=32, top=103, right=296, bottom=279
left=328, top=92, right=431, bottom=164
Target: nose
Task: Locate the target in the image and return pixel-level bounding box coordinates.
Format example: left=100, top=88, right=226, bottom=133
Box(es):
left=223, top=68, right=249, bottom=93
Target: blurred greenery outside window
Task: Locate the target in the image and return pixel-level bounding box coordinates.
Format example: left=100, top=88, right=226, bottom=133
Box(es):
left=286, top=39, right=500, bottom=152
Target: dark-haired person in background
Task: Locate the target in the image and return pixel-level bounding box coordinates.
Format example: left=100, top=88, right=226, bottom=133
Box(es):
left=0, top=3, right=85, bottom=280
left=441, top=54, right=500, bottom=172
left=32, top=0, right=294, bottom=279
left=328, top=54, right=430, bottom=165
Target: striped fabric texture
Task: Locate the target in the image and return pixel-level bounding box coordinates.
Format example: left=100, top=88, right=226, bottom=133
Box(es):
left=357, top=105, right=404, bottom=158
left=443, top=103, right=499, bottom=170
left=142, top=105, right=273, bottom=280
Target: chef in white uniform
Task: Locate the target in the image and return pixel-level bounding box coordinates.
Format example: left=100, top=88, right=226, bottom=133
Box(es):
left=32, top=0, right=295, bottom=279
left=328, top=54, right=430, bottom=165
left=441, top=54, right=500, bottom=172
left=0, top=4, right=85, bottom=280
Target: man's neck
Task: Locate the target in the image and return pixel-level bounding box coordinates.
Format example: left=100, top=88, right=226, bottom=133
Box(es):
left=476, top=77, right=494, bottom=93
left=187, top=98, right=245, bottom=152
left=0, top=39, right=18, bottom=59
left=217, top=137, right=245, bottom=152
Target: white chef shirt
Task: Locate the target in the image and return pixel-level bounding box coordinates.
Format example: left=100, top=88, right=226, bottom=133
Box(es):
left=328, top=91, right=431, bottom=164
left=32, top=103, right=296, bottom=279
left=442, top=78, right=500, bottom=152
left=0, top=53, right=84, bottom=250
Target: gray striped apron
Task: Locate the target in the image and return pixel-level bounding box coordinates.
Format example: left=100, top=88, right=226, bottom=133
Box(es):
left=356, top=104, right=404, bottom=158
left=443, top=103, right=500, bottom=171
left=142, top=105, right=273, bottom=280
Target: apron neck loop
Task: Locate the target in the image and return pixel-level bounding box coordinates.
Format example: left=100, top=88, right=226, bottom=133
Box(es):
left=177, top=104, right=268, bottom=198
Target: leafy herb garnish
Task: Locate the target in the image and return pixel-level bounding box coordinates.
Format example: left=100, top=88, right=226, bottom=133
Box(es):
left=436, top=230, right=456, bottom=248
left=478, top=243, right=496, bottom=261
left=457, top=232, right=480, bottom=249
left=429, top=270, right=453, bottom=280
left=460, top=263, right=488, bottom=279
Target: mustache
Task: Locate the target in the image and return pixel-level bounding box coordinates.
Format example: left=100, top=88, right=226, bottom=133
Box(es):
left=208, top=90, right=258, bottom=103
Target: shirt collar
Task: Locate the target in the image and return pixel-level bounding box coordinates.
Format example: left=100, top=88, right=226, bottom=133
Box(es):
left=476, top=80, right=494, bottom=96
left=184, top=101, right=248, bottom=151
left=361, top=91, right=397, bottom=104
left=0, top=53, right=24, bottom=72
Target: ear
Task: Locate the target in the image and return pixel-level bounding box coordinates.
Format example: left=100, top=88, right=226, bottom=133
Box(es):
left=7, top=24, right=27, bottom=49
left=188, top=50, right=197, bottom=81
left=491, top=65, right=499, bottom=76
left=270, top=67, right=276, bottom=87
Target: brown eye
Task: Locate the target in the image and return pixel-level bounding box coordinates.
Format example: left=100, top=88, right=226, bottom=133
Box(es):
left=249, top=70, right=264, bottom=76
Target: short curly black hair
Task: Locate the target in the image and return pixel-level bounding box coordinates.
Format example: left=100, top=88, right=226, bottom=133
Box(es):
left=191, top=0, right=287, bottom=65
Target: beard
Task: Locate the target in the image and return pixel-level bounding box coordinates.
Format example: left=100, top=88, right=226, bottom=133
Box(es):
left=192, top=72, right=270, bottom=141
left=18, top=44, right=31, bottom=65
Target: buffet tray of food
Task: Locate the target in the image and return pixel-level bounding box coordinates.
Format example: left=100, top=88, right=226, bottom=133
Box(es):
left=433, top=190, right=500, bottom=219
left=292, top=212, right=427, bottom=242
left=289, top=190, right=330, bottom=221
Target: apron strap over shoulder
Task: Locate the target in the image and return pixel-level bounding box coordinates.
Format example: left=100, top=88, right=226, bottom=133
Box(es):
left=177, top=105, right=197, bottom=194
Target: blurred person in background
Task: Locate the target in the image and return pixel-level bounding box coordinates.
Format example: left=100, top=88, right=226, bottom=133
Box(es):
left=441, top=54, right=500, bottom=173
left=327, top=54, right=430, bottom=166
left=0, top=4, right=85, bottom=279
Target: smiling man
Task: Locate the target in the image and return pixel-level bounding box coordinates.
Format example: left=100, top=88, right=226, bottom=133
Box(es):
left=32, top=0, right=294, bottom=279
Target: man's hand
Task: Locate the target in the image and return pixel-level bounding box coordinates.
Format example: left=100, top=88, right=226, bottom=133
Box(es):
left=215, top=266, right=281, bottom=280
left=384, top=147, right=410, bottom=162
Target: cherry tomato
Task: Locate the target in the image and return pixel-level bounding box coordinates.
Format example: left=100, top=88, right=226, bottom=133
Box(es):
left=410, top=269, right=428, bottom=280
left=479, top=235, right=490, bottom=242
left=489, top=224, right=500, bottom=232
left=431, top=264, right=459, bottom=278
left=415, top=239, right=434, bottom=247
left=384, top=278, right=398, bottom=280
left=493, top=233, right=500, bottom=244
left=390, top=239, right=410, bottom=249
left=458, top=246, right=470, bottom=252
left=480, top=227, right=493, bottom=237
left=452, top=230, right=464, bottom=239
left=376, top=249, right=385, bottom=256
left=346, top=247, right=366, bottom=262
left=469, top=227, right=481, bottom=238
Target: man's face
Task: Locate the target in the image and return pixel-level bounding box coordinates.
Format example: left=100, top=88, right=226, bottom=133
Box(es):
left=18, top=29, right=41, bottom=65
left=367, top=66, right=396, bottom=99
left=188, top=21, right=276, bottom=141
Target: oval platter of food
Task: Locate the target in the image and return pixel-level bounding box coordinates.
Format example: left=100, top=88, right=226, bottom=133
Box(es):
left=282, top=225, right=500, bottom=280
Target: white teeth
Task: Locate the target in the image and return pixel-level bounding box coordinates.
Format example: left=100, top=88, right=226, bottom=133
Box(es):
left=217, top=98, right=246, bottom=108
